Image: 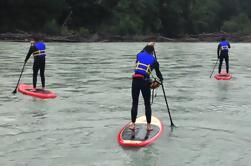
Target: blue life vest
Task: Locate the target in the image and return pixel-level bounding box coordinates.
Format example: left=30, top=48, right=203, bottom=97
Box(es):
left=134, top=51, right=156, bottom=77
left=33, top=42, right=46, bottom=58
left=219, top=41, right=229, bottom=53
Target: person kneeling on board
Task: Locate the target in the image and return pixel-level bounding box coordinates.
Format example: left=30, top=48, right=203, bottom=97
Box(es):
left=217, top=37, right=231, bottom=74
left=130, top=42, right=163, bottom=131
left=24, top=36, right=46, bottom=91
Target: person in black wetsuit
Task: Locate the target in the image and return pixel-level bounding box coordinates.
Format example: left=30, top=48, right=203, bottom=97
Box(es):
left=217, top=37, right=231, bottom=74
left=129, top=42, right=163, bottom=131
left=24, top=36, right=46, bottom=91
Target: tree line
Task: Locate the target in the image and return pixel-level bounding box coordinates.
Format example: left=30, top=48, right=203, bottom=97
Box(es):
left=1, top=0, right=251, bottom=37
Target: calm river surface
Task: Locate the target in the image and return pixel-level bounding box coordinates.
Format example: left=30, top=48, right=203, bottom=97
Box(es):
left=0, top=42, right=251, bottom=166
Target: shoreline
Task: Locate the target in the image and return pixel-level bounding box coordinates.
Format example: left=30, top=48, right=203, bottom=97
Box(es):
left=1, top=32, right=251, bottom=42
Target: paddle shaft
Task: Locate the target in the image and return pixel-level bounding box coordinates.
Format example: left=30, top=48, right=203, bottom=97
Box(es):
left=13, top=62, right=26, bottom=94
left=161, top=82, right=175, bottom=126
left=151, top=89, right=154, bottom=104
left=210, top=58, right=219, bottom=78
left=153, top=49, right=175, bottom=127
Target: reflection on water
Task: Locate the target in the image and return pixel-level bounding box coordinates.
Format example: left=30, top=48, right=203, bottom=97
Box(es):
left=216, top=82, right=230, bottom=101
left=0, top=42, right=251, bottom=166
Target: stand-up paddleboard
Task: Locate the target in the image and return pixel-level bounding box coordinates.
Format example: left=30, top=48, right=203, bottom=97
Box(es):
left=18, top=84, right=57, bottom=99
left=214, top=70, right=232, bottom=80
left=118, top=116, right=163, bottom=147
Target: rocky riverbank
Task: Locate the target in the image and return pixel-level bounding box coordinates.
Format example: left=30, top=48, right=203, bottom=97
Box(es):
left=1, top=32, right=251, bottom=42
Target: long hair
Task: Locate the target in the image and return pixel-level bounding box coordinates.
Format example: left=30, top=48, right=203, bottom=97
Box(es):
left=143, top=45, right=154, bottom=54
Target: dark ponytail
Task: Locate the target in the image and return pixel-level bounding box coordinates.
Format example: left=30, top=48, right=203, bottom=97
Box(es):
left=143, top=45, right=154, bottom=54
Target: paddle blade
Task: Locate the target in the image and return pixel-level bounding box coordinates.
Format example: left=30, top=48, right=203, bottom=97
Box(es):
left=12, top=89, right=17, bottom=94
left=171, top=123, right=176, bottom=128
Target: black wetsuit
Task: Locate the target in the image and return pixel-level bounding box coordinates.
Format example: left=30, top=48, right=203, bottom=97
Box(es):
left=25, top=44, right=46, bottom=88
left=217, top=42, right=231, bottom=74
left=131, top=59, right=163, bottom=124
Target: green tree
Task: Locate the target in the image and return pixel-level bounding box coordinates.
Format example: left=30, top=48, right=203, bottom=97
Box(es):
left=222, top=13, right=251, bottom=34
left=100, top=0, right=161, bottom=35
left=1, top=0, right=251, bottom=36
left=0, top=0, right=67, bottom=32
left=65, top=0, right=111, bottom=32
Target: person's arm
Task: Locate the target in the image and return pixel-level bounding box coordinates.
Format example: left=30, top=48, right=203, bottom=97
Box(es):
left=217, top=44, right=221, bottom=59
left=135, top=53, right=140, bottom=64
left=153, top=61, right=163, bottom=81
left=228, top=42, right=231, bottom=49
left=24, top=45, right=35, bottom=63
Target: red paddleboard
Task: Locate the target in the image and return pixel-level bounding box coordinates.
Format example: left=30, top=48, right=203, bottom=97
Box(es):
left=214, top=70, right=232, bottom=80
left=118, top=116, right=163, bottom=147
left=18, top=84, right=57, bottom=99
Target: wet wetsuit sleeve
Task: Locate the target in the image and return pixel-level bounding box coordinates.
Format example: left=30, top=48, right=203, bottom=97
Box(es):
left=135, top=54, right=139, bottom=63
left=153, top=61, right=163, bottom=81
left=24, top=46, right=35, bottom=62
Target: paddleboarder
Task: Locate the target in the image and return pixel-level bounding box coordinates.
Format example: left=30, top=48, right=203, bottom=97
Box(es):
left=24, top=35, right=46, bottom=91
left=129, top=42, right=163, bottom=131
left=217, top=37, right=231, bottom=74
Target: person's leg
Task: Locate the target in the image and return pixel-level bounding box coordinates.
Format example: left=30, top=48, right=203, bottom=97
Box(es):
left=33, top=61, right=39, bottom=89
left=218, top=55, right=224, bottom=74
left=130, top=79, right=141, bottom=129
left=40, top=58, right=46, bottom=88
left=141, top=79, right=152, bottom=130
left=225, top=54, right=229, bottom=73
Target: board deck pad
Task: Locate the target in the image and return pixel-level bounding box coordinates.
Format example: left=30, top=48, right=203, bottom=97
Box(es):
left=18, top=84, right=57, bottom=99
left=214, top=70, right=232, bottom=80
left=122, top=124, right=159, bottom=141
left=118, top=116, right=163, bottom=147
left=26, top=88, right=51, bottom=94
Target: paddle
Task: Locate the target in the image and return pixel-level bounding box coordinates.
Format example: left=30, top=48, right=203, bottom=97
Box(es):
left=151, top=89, right=155, bottom=104
left=153, top=49, right=175, bottom=127
left=12, top=61, right=26, bottom=94
left=209, top=58, right=219, bottom=78
left=160, top=81, right=175, bottom=127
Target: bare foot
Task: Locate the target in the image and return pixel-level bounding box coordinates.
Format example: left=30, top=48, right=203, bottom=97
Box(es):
left=30, top=88, right=37, bottom=92
left=146, top=123, right=153, bottom=131
left=128, top=123, right=135, bottom=131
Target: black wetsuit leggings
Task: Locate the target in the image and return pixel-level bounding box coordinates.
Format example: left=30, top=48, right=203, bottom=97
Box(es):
left=33, top=58, right=45, bottom=88
left=131, top=78, right=152, bottom=124
left=218, top=53, right=229, bottom=74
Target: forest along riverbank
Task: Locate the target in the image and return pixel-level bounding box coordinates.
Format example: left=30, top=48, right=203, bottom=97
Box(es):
left=1, top=32, right=251, bottom=42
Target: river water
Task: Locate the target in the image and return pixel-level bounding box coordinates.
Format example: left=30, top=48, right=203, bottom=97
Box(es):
left=0, top=42, right=251, bottom=166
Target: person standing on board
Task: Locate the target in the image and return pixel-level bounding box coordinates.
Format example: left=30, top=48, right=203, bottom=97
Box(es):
left=217, top=37, right=231, bottom=74
left=129, top=42, right=163, bottom=131
left=24, top=36, right=46, bottom=91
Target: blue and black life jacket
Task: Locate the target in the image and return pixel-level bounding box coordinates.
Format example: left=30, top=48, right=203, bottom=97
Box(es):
left=134, top=51, right=156, bottom=77
left=33, top=42, right=46, bottom=58
left=219, top=41, right=229, bottom=53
